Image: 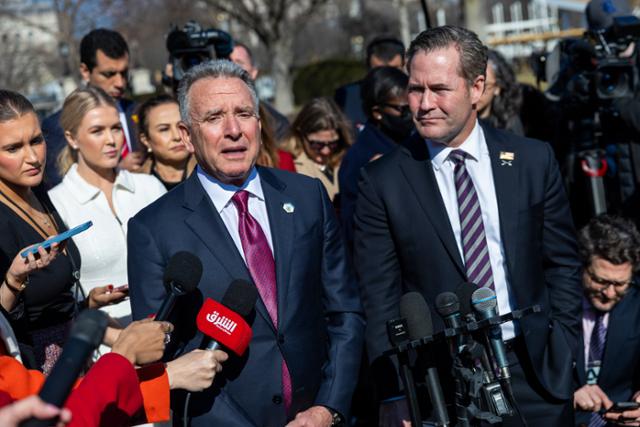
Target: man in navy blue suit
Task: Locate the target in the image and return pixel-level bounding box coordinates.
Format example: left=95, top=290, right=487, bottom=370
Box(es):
left=573, top=215, right=640, bottom=426
left=127, top=59, right=364, bottom=427
left=354, top=26, right=582, bottom=426
left=42, top=29, right=143, bottom=187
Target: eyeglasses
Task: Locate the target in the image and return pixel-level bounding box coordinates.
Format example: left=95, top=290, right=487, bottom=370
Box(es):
left=307, top=138, right=340, bottom=151
left=586, top=268, right=634, bottom=289
left=382, top=103, right=411, bottom=115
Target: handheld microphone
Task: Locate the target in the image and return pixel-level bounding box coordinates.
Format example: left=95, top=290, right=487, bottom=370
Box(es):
left=471, top=287, right=510, bottom=380
left=22, top=309, right=109, bottom=427
left=435, top=292, right=465, bottom=354
left=155, top=251, right=202, bottom=321
left=196, top=279, right=258, bottom=356
left=400, top=292, right=449, bottom=426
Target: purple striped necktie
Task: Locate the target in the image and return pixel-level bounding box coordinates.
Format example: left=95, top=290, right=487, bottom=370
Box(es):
left=231, top=190, right=292, bottom=412
left=449, top=150, right=495, bottom=290
left=587, top=313, right=608, bottom=427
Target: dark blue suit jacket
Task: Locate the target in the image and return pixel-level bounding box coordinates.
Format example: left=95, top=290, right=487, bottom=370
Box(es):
left=334, top=80, right=367, bottom=131
left=41, top=98, right=139, bottom=188
left=354, top=124, right=583, bottom=401
left=339, top=122, right=396, bottom=252
left=574, top=286, right=640, bottom=425
left=127, top=167, right=364, bottom=426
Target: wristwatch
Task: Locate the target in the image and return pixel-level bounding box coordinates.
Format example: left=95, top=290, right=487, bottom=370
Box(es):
left=324, top=407, right=344, bottom=426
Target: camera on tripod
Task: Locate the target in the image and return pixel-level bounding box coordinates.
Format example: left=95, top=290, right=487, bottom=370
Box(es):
left=164, top=21, right=234, bottom=89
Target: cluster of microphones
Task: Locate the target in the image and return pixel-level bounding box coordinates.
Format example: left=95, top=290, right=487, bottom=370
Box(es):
left=21, top=251, right=258, bottom=426
left=387, top=283, right=540, bottom=427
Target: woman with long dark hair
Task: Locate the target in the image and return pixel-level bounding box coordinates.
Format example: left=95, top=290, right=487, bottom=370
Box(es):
left=286, top=98, right=353, bottom=201
left=477, top=50, right=524, bottom=135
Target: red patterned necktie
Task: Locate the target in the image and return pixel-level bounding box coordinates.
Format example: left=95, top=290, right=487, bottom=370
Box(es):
left=231, top=190, right=292, bottom=412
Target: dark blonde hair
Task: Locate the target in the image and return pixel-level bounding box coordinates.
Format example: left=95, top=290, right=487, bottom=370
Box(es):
left=57, top=86, right=117, bottom=176
left=288, top=97, right=353, bottom=170
left=0, top=90, right=35, bottom=122
left=256, top=103, right=280, bottom=168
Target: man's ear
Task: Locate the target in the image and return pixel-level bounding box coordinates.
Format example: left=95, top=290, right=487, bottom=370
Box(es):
left=79, top=63, right=90, bottom=83
left=178, top=121, right=195, bottom=153
left=470, top=74, right=485, bottom=106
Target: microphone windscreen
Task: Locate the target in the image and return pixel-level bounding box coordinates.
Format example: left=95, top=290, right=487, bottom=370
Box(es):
left=221, top=280, right=258, bottom=318
left=435, top=292, right=460, bottom=317
left=456, top=282, right=478, bottom=316
left=471, top=287, right=497, bottom=312
left=163, top=251, right=202, bottom=293
left=196, top=298, right=253, bottom=356
left=70, top=308, right=110, bottom=348
left=400, top=291, right=433, bottom=339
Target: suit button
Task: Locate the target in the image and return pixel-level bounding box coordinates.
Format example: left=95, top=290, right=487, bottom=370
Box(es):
left=272, top=395, right=282, bottom=404
left=278, top=334, right=285, bottom=344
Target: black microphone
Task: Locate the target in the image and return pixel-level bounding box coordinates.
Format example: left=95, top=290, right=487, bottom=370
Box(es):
left=435, top=292, right=465, bottom=354
left=471, top=287, right=511, bottom=380
left=400, top=292, right=449, bottom=426
left=21, top=309, right=109, bottom=427
left=155, top=251, right=203, bottom=321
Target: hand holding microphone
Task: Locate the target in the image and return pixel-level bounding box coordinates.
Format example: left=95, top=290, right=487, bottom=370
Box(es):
left=166, top=349, right=229, bottom=392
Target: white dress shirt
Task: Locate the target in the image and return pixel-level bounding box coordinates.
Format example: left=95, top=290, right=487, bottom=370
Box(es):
left=197, top=166, right=274, bottom=260
left=48, top=164, right=167, bottom=323
left=426, top=121, right=517, bottom=339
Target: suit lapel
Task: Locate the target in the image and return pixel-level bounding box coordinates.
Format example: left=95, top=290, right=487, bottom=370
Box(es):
left=399, top=134, right=465, bottom=275
left=259, top=168, right=294, bottom=328
left=182, top=174, right=276, bottom=332
left=483, top=125, right=520, bottom=277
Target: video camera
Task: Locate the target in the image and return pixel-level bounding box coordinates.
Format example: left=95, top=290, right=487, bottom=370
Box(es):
left=164, top=21, right=234, bottom=90
left=548, top=15, right=640, bottom=108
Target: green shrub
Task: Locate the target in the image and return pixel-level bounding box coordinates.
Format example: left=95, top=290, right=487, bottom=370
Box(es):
left=293, top=59, right=366, bottom=106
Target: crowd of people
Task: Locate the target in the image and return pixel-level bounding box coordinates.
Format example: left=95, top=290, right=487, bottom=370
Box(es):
left=1, top=3, right=640, bottom=426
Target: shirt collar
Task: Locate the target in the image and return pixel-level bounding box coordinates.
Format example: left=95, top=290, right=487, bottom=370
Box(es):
left=196, top=166, right=264, bottom=213
left=425, top=120, right=485, bottom=171
left=62, top=164, right=134, bottom=204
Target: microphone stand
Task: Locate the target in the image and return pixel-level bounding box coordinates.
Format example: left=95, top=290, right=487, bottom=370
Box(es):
left=398, top=347, right=423, bottom=426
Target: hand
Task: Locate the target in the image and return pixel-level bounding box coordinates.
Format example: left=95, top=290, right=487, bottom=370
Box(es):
left=0, top=395, right=72, bottom=427
left=285, top=406, right=333, bottom=427
left=604, top=391, right=640, bottom=426
left=574, top=384, right=613, bottom=413
left=111, top=318, right=173, bottom=365
left=87, top=284, right=128, bottom=309
left=118, top=151, right=145, bottom=172
left=6, top=242, right=62, bottom=286
left=166, top=349, right=228, bottom=392
left=379, top=398, right=412, bottom=427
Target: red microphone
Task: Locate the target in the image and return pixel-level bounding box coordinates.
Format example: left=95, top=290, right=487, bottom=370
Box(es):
left=196, top=298, right=252, bottom=356
left=196, top=279, right=258, bottom=356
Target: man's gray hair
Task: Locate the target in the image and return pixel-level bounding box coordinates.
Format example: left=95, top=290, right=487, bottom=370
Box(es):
left=177, top=59, right=260, bottom=126
left=406, top=25, right=488, bottom=86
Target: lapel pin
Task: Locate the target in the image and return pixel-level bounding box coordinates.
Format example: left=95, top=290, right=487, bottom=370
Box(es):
left=283, top=202, right=295, bottom=213
left=499, top=151, right=515, bottom=166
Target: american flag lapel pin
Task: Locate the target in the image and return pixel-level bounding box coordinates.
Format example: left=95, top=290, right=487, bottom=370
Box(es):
left=499, top=151, right=515, bottom=166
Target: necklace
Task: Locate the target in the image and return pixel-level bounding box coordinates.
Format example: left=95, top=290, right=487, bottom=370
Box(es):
left=0, top=188, right=58, bottom=239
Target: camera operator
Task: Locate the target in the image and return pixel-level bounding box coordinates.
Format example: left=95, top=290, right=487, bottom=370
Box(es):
left=574, top=215, right=640, bottom=426
left=547, top=0, right=640, bottom=229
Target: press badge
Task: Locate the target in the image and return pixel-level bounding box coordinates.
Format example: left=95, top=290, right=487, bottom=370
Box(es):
left=586, top=361, right=601, bottom=385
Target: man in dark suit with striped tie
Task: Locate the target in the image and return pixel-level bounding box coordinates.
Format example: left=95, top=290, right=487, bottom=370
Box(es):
left=354, top=26, right=583, bottom=426
left=573, top=215, right=640, bottom=426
